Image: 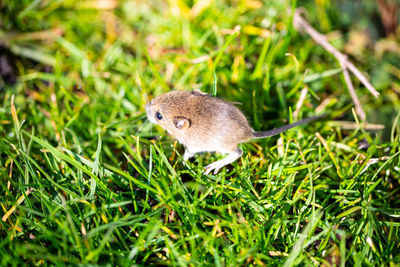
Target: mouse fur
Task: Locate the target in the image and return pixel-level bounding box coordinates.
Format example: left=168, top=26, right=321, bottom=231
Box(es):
left=146, top=89, right=322, bottom=174
left=146, top=90, right=254, bottom=153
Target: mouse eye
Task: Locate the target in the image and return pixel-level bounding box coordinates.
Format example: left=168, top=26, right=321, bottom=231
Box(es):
left=155, top=111, right=163, bottom=120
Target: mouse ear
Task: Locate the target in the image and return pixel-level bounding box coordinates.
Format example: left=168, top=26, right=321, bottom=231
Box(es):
left=173, top=116, right=191, bottom=130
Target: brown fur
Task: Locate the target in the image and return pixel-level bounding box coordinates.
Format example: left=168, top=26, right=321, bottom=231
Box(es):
left=146, top=90, right=254, bottom=154
left=146, top=89, right=322, bottom=174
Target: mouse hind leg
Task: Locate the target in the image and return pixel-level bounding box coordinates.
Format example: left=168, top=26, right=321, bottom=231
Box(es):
left=204, top=148, right=242, bottom=175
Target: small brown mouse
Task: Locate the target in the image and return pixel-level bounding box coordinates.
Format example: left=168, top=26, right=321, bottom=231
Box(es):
left=146, top=89, right=324, bottom=175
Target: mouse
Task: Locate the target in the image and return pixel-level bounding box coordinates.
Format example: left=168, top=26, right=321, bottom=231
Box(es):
left=146, top=89, right=324, bottom=175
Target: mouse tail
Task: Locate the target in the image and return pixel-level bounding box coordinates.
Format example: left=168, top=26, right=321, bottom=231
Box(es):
left=253, top=114, right=326, bottom=139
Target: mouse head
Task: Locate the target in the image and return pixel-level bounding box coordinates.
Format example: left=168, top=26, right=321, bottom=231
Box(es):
left=146, top=90, right=199, bottom=135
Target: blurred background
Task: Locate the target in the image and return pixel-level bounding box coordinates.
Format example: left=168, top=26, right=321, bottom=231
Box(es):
left=0, top=1, right=399, bottom=144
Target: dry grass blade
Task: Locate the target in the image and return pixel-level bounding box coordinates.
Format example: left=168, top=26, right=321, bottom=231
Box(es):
left=293, top=8, right=380, bottom=121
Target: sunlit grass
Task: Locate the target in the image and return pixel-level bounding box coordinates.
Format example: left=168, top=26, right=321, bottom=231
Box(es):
left=0, top=0, right=399, bottom=266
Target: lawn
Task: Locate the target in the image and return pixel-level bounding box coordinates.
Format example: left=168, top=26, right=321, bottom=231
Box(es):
left=1, top=0, right=399, bottom=266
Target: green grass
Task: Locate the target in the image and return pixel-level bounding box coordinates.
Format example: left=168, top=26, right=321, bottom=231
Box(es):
left=1, top=0, right=400, bottom=266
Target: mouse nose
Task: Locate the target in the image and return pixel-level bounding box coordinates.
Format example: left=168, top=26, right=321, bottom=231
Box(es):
left=145, top=102, right=151, bottom=114
left=146, top=100, right=153, bottom=107
left=145, top=102, right=157, bottom=123
left=145, top=102, right=152, bottom=113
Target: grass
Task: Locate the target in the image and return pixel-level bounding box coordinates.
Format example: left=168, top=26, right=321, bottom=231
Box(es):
left=1, top=0, right=400, bottom=266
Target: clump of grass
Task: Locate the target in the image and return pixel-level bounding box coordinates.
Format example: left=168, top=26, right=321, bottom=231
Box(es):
left=1, top=0, right=399, bottom=266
